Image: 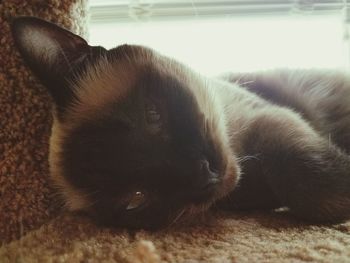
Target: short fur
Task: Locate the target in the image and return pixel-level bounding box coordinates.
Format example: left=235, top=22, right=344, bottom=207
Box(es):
left=11, top=17, right=350, bottom=228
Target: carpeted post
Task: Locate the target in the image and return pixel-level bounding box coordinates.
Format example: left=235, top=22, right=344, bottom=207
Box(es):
left=0, top=0, right=88, bottom=243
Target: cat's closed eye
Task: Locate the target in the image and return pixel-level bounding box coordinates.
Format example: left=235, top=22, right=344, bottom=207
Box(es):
left=144, top=98, right=162, bottom=134
left=145, top=100, right=161, bottom=123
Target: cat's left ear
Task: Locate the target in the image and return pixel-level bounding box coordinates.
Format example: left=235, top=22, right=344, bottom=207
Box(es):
left=11, top=16, right=89, bottom=79
left=11, top=16, right=101, bottom=109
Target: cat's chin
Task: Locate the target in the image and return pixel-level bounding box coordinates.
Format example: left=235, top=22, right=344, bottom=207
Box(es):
left=171, top=176, right=237, bottom=226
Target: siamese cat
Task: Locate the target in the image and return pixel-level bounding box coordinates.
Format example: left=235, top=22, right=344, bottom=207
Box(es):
left=11, top=17, right=350, bottom=229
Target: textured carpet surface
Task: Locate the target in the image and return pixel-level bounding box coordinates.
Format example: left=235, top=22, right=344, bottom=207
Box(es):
left=1, top=0, right=350, bottom=262
left=1, top=211, right=350, bottom=262
left=0, top=0, right=88, bottom=243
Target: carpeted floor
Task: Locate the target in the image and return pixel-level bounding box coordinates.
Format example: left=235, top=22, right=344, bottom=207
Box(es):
left=1, top=0, right=350, bottom=262
left=1, top=211, right=350, bottom=262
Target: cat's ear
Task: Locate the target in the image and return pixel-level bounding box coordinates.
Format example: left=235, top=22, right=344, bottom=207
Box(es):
left=11, top=16, right=89, bottom=79
left=11, top=16, right=98, bottom=109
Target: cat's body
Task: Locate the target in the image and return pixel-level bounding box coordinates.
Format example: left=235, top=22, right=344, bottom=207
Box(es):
left=216, top=71, right=350, bottom=221
left=11, top=17, right=350, bottom=228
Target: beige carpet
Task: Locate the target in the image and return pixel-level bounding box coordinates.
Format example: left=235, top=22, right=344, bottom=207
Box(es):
left=1, top=211, right=350, bottom=262
left=1, top=0, right=350, bottom=262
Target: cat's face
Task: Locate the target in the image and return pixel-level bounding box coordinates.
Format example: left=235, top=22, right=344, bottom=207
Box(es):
left=12, top=17, right=239, bottom=229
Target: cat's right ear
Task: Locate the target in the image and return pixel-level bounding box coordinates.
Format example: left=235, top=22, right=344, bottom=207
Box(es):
left=11, top=16, right=106, bottom=110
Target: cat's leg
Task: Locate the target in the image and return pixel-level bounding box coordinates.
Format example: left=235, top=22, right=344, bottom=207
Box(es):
left=217, top=156, right=283, bottom=211
left=222, top=108, right=350, bottom=222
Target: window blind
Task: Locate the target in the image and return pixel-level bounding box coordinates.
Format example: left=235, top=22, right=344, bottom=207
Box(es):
left=90, top=0, right=347, bottom=23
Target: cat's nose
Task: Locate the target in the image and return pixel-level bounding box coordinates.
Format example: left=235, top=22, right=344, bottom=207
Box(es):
left=193, top=159, right=220, bottom=195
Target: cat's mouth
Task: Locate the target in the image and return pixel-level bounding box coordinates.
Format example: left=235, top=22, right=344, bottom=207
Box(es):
left=189, top=178, right=221, bottom=204
left=168, top=167, right=238, bottom=227
left=185, top=158, right=239, bottom=216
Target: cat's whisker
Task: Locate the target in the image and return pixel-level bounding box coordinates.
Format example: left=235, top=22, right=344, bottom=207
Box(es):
left=236, top=154, right=260, bottom=164
left=231, top=74, right=245, bottom=85
left=169, top=207, right=187, bottom=227
left=86, top=197, right=100, bottom=208
left=55, top=39, right=74, bottom=72
left=204, top=117, right=209, bottom=136
left=239, top=80, right=255, bottom=86
left=82, top=189, right=100, bottom=199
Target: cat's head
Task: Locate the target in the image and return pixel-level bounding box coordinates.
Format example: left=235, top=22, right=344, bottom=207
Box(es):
left=11, top=17, right=240, bottom=229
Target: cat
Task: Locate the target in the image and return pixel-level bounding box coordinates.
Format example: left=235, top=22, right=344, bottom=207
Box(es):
left=11, top=16, right=350, bottom=229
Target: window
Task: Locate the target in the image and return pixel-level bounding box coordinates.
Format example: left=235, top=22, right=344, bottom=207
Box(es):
left=89, top=0, right=350, bottom=75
